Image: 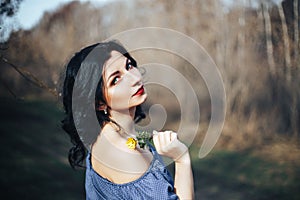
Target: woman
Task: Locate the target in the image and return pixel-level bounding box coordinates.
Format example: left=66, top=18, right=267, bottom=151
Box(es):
left=62, top=41, right=194, bottom=199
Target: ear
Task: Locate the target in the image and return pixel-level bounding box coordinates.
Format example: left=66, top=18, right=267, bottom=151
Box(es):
left=96, top=103, right=107, bottom=111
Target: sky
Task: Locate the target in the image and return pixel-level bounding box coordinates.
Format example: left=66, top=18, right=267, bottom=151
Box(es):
left=15, top=0, right=244, bottom=30
left=15, top=0, right=283, bottom=30
left=15, top=0, right=113, bottom=30
left=6, top=0, right=283, bottom=38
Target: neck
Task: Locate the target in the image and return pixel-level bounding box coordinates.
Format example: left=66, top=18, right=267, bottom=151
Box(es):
left=109, top=107, right=136, bottom=135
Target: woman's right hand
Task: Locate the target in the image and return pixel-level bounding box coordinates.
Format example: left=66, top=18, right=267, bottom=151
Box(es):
left=152, top=130, right=189, bottom=163
left=153, top=130, right=194, bottom=199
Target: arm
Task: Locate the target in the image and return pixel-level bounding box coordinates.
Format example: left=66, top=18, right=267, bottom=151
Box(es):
left=153, top=131, right=194, bottom=200
left=174, top=151, right=194, bottom=199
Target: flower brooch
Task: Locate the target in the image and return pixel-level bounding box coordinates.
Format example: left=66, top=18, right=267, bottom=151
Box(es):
left=126, top=131, right=153, bottom=150
left=126, top=138, right=137, bottom=149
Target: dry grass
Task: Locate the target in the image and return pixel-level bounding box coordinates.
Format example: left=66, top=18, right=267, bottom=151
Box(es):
left=211, top=114, right=300, bottom=167
left=252, top=137, right=300, bottom=166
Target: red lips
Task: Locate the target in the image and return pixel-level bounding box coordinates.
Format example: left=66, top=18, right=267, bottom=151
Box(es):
left=133, top=86, right=145, bottom=96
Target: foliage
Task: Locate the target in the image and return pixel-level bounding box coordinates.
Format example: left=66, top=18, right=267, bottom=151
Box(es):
left=0, top=0, right=23, bottom=42
left=0, top=0, right=23, bottom=17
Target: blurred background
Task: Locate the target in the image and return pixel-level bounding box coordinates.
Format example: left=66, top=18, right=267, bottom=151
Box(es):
left=0, top=0, right=299, bottom=199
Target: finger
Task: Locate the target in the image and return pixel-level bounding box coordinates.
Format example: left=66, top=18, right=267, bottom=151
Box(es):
left=162, top=131, right=171, bottom=145
left=155, top=131, right=164, bottom=144
left=170, top=131, right=177, bottom=141
left=152, top=132, right=160, bottom=149
left=153, top=130, right=159, bottom=136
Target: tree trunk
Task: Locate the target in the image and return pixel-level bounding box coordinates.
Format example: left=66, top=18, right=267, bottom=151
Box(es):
left=278, top=2, right=292, bottom=82
left=293, top=0, right=299, bottom=139
left=294, top=0, right=299, bottom=69
left=261, top=3, right=276, bottom=76
left=238, top=1, right=246, bottom=64
left=291, top=93, right=299, bottom=138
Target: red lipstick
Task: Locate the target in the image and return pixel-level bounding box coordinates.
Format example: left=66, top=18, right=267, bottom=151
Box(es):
left=133, top=86, right=145, bottom=96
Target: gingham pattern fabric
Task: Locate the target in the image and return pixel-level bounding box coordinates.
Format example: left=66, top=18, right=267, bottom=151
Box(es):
left=85, top=145, right=179, bottom=200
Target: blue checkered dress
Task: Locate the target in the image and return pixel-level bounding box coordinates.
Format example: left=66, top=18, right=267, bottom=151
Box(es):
left=85, top=145, right=179, bottom=200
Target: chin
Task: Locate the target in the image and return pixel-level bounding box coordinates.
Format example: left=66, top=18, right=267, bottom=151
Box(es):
left=131, top=93, right=147, bottom=107
left=140, top=93, right=148, bottom=103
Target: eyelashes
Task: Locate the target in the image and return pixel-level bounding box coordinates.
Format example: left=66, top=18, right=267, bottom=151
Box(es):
left=110, top=59, right=137, bottom=86
left=111, top=76, right=120, bottom=86
left=126, top=59, right=136, bottom=70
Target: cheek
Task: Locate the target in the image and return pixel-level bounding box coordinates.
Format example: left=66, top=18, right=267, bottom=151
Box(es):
left=106, top=86, right=132, bottom=108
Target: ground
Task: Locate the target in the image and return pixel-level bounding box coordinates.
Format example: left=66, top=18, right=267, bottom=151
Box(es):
left=0, top=97, right=299, bottom=200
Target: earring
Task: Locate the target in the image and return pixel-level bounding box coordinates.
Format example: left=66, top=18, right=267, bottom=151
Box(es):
left=104, top=109, right=107, bottom=115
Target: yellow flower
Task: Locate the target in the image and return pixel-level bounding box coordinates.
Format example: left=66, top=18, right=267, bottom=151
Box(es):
left=126, top=137, right=137, bottom=149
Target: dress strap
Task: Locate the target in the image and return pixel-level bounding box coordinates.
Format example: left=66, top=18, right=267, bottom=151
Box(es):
left=147, top=142, right=160, bottom=159
left=147, top=142, right=156, bottom=154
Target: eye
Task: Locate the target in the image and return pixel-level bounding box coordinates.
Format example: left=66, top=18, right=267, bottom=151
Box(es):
left=126, top=59, right=135, bottom=70
left=111, top=76, right=120, bottom=86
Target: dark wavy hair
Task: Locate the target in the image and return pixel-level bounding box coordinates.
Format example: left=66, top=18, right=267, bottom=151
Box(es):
left=62, top=41, right=145, bottom=169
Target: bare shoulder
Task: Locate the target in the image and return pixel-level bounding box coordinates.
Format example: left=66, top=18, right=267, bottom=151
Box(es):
left=91, top=128, right=154, bottom=184
left=91, top=149, right=153, bottom=184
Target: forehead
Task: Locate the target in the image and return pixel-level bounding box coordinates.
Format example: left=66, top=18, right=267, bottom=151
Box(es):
left=103, top=51, right=127, bottom=79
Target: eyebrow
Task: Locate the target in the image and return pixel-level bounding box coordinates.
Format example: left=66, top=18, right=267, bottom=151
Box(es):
left=106, top=58, right=129, bottom=83
left=107, top=71, right=119, bottom=83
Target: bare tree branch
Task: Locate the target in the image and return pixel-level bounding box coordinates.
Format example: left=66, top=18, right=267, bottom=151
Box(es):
left=0, top=56, right=58, bottom=97
left=0, top=78, right=18, bottom=99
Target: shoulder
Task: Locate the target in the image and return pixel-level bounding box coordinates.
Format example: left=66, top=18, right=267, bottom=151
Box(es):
left=91, top=133, right=154, bottom=184
left=91, top=152, right=153, bottom=184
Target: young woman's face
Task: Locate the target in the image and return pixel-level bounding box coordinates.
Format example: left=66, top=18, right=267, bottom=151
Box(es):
left=103, top=50, right=147, bottom=111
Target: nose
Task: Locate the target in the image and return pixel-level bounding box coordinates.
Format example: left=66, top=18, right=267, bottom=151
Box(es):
left=126, top=69, right=142, bottom=86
